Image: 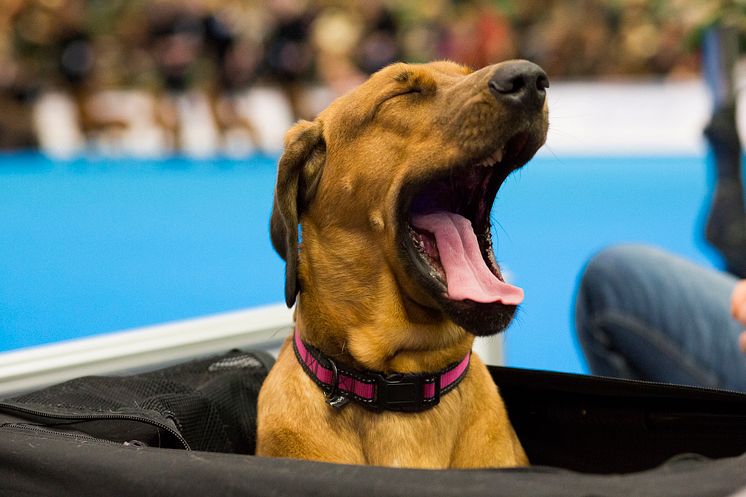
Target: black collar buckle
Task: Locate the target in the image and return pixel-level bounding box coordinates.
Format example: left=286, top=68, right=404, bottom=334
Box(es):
left=373, top=372, right=441, bottom=412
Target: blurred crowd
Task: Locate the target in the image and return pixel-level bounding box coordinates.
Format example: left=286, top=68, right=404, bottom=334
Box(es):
left=0, top=0, right=724, bottom=155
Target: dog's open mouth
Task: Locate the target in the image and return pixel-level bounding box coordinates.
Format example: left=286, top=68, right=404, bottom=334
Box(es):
left=401, top=131, right=535, bottom=306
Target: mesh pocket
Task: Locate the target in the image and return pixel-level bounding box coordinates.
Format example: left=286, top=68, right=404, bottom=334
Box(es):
left=0, top=350, right=274, bottom=454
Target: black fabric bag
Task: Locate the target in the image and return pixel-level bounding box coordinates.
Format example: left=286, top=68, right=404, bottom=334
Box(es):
left=2, top=356, right=746, bottom=497
left=492, top=366, right=746, bottom=474
left=0, top=349, right=275, bottom=454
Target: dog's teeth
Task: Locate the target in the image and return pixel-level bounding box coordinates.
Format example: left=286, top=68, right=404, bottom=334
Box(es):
left=476, top=148, right=504, bottom=168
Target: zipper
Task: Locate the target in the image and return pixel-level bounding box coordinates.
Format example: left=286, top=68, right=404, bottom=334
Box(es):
left=0, top=402, right=190, bottom=450
left=5, top=422, right=151, bottom=447
left=1, top=423, right=125, bottom=446
left=592, top=373, right=746, bottom=397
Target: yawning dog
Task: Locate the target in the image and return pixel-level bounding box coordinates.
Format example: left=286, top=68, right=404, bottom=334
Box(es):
left=257, top=60, right=549, bottom=468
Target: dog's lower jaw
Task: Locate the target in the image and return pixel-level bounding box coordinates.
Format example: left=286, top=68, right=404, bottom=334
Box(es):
left=394, top=269, right=517, bottom=339
left=394, top=217, right=519, bottom=337
left=399, top=290, right=446, bottom=326
left=443, top=300, right=516, bottom=337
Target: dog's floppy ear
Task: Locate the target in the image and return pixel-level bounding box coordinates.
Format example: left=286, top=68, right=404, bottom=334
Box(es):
left=270, top=119, right=326, bottom=308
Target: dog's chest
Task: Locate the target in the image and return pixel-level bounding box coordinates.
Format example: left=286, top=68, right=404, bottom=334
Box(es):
left=352, top=407, right=461, bottom=468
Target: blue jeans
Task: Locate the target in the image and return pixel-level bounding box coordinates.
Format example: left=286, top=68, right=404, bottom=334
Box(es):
left=575, top=244, right=746, bottom=391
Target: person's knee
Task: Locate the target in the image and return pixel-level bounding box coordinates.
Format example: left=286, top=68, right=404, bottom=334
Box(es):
left=578, top=245, right=637, bottom=309
left=575, top=244, right=654, bottom=342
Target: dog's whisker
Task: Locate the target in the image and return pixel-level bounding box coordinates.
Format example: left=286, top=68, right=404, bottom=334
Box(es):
left=547, top=126, right=587, bottom=141
left=490, top=216, right=513, bottom=250
left=546, top=112, right=597, bottom=120
left=541, top=144, right=571, bottom=168
left=270, top=327, right=287, bottom=339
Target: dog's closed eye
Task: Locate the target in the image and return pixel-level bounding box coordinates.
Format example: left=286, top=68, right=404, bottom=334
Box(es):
left=391, top=88, right=423, bottom=98
left=373, top=88, right=427, bottom=117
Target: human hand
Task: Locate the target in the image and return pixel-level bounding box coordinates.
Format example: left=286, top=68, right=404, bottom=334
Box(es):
left=729, top=280, right=746, bottom=353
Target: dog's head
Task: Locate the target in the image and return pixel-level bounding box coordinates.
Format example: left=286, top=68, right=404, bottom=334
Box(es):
left=271, top=60, right=548, bottom=338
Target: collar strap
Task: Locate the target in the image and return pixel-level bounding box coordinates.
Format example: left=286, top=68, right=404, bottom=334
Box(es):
left=292, top=328, right=470, bottom=412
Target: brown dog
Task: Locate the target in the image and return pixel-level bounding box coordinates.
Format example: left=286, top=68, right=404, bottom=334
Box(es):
left=257, top=60, right=549, bottom=468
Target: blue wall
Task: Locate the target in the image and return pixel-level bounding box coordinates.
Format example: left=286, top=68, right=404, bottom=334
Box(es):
left=494, top=154, right=720, bottom=373
left=0, top=153, right=722, bottom=374
left=1, top=154, right=284, bottom=350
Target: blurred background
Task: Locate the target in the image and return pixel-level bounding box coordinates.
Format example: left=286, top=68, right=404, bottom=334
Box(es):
left=0, top=0, right=716, bottom=155
left=1, top=0, right=745, bottom=381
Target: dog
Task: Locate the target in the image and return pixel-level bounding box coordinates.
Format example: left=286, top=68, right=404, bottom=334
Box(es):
left=257, top=59, right=549, bottom=469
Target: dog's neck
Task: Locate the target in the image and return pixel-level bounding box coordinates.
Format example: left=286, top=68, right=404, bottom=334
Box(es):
left=294, top=297, right=474, bottom=374
left=292, top=325, right=472, bottom=412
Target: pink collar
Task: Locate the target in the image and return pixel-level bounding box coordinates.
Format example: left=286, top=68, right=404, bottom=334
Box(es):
left=292, top=328, right=471, bottom=412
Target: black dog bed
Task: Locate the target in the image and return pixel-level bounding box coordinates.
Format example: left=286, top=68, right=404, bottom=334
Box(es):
left=2, top=349, right=746, bottom=497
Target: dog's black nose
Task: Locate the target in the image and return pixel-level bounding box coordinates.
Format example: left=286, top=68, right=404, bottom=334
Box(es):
left=489, top=61, right=549, bottom=109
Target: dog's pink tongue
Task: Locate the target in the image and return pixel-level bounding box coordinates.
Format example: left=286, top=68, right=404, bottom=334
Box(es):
left=412, top=212, right=524, bottom=304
